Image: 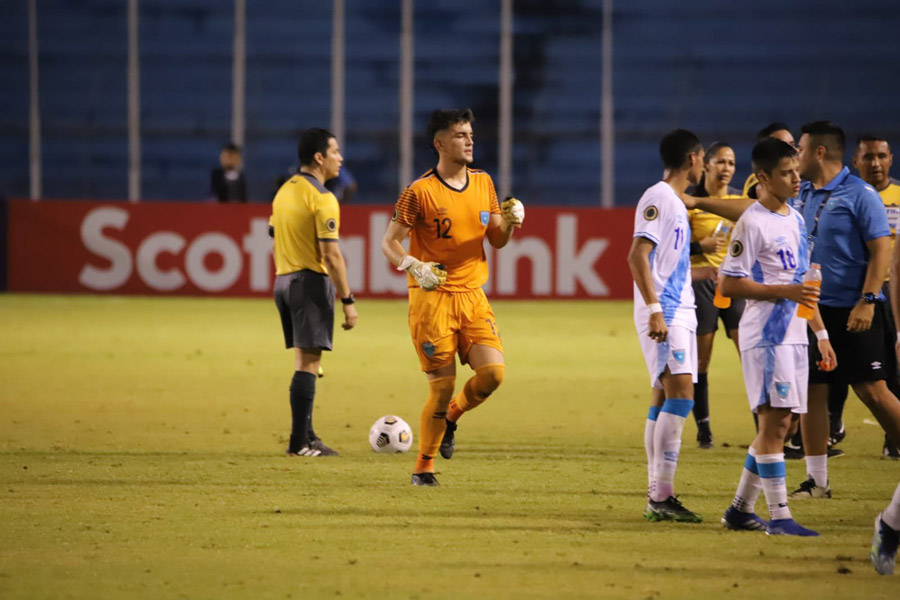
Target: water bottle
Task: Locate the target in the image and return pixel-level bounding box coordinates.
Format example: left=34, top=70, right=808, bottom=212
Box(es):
left=796, top=263, right=822, bottom=320
left=713, top=276, right=731, bottom=309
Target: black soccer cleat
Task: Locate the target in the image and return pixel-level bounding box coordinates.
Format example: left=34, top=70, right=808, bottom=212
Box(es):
left=411, top=472, right=439, bottom=486
left=789, top=476, right=832, bottom=499
left=440, top=419, right=457, bottom=459
left=883, top=436, right=900, bottom=460
left=696, top=421, right=714, bottom=450
left=308, top=437, right=339, bottom=456
left=783, top=442, right=804, bottom=460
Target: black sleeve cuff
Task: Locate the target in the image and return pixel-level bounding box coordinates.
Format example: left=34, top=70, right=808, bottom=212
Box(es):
left=690, top=241, right=703, bottom=256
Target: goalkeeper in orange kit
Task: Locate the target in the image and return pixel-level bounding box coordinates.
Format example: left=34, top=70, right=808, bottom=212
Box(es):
left=381, top=108, right=525, bottom=486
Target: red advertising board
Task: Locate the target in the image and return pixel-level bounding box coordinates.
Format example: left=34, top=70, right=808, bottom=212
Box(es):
left=4, top=199, right=636, bottom=299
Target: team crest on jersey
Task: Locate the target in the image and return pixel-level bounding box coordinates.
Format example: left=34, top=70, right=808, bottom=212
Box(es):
left=326, top=218, right=337, bottom=232
left=421, top=342, right=435, bottom=357
left=643, top=205, right=659, bottom=221
left=730, top=240, right=744, bottom=257
left=776, top=382, right=790, bottom=399
left=672, top=349, right=686, bottom=365
left=826, top=198, right=841, bottom=210
left=480, top=211, right=490, bottom=226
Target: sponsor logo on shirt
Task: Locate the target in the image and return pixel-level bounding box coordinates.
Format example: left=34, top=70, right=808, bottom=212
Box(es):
left=326, top=218, right=337, bottom=232
left=643, top=205, right=659, bottom=221
left=730, top=240, right=744, bottom=257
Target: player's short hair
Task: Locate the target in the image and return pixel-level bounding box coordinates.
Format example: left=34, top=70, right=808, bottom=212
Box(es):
left=752, top=138, right=798, bottom=175
left=222, top=142, right=241, bottom=153
left=800, top=120, right=845, bottom=161
left=659, top=129, right=702, bottom=170
left=756, top=122, right=791, bottom=142
left=856, top=134, right=891, bottom=151
left=703, top=141, right=732, bottom=164
left=298, top=128, right=335, bottom=167
left=426, top=108, right=475, bottom=155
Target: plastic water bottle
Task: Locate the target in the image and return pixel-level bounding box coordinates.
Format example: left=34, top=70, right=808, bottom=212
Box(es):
left=713, top=276, right=731, bottom=309
left=796, top=263, right=822, bottom=320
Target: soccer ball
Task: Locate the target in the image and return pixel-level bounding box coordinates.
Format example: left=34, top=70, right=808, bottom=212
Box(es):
left=368, top=415, right=414, bottom=453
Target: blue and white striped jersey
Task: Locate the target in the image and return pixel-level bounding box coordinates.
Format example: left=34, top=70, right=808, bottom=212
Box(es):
left=720, top=201, right=809, bottom=350
left=632, top=181, right=696, bottom=330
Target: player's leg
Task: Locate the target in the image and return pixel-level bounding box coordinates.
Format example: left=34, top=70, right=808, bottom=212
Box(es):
left=412, top=365, right=456, bottom=485
left=722, top=346, right=767, bottom=531
left=645, top=388, right=665, bottom=498
left=827, top=383, right=849, bottom=448
left=793, top=383, right=830, bottom=497
left=288, top=348, right=335, bottom=456
left=794, top=310, right=837, bottom=497
left=753, top=345, right=817, bottom=536
left=878, top=286, right=900, bottom=458
left=852, top=380, right=900, bottom=452
left=645, top=368, right=701, bottom=522
left=871, top=480, right=900, bottom=575
left=694, top=332, right=715, bottom=448
left=441, top=291, right=505, bottom=459
left=757, top=404, right=817, bottom=536
left=692, top=279, right=718, bottom=448
left=408, top=289, right=457, bottom=485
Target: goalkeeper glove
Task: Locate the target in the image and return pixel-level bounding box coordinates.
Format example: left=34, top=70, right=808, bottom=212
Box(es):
left=397, top=255, right=447, bottom=291
left=501, top=196, right=525, bottom=226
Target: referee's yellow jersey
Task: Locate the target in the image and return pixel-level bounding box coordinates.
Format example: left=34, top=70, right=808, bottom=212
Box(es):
left=270, top=172, right=341, bottom=276
left=880, top=178, right=900, bottom=282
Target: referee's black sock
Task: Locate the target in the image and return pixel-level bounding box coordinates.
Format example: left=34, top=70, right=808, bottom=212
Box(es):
left=692, top=373, right=710, bottom=426
left=288, top=371, right=316, bottom=453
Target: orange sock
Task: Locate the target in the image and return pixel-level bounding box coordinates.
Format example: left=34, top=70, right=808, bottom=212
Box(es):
left=446, top=364, right=505, bottom=423
left=414, top=376, right=455, bottom=473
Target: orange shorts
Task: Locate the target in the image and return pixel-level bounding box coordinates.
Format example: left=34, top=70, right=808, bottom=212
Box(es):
left=408, top=287, right=504, bottom=372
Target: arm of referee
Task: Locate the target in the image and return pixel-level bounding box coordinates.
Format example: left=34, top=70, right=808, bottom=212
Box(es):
left=320, top=240, right=357, bottom=330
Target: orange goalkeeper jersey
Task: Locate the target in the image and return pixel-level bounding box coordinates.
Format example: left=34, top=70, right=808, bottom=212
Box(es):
left=393, top=167, right=501, bottom=292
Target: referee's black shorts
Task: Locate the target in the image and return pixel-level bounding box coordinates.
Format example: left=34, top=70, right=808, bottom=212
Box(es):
left=274, top=270, right=335, bottom=351
left=808, top=303, right=887, bottom=385
left=693, top=278, right=745, bottom=336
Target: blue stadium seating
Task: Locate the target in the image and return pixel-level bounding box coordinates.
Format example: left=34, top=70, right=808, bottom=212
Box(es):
left=1, top=0, right=899, bottom=205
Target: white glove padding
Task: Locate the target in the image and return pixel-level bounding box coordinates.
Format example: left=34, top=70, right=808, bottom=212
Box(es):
left=501, top=196, right=525, bottom=226
left=397, top=255, right=447, bottom=291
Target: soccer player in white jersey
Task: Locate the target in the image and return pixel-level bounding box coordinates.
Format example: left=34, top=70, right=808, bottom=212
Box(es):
left=719, top=138, right=836, bottom=536
left=628, top=129, right=705, bottom=523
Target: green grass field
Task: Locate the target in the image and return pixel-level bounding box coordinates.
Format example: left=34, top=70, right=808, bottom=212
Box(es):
left=1, top=294, right=898, bottom=599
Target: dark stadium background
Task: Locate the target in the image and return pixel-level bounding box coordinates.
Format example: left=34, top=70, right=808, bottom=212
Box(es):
left=2, top=0, right=899, bottom=207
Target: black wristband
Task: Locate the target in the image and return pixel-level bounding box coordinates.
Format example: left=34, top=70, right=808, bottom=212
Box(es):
left=689, top=241, right=703, bottom=256
left=341, top=293, right=355, bottom=305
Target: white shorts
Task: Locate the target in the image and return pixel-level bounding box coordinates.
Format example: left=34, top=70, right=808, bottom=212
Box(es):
left=740, top=344, right=808, bottom=414
left=636, top=323, right=698, bottom=389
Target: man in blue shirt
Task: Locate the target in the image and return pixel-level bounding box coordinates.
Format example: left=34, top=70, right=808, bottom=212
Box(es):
left=792, top=121, right=900, bottom=499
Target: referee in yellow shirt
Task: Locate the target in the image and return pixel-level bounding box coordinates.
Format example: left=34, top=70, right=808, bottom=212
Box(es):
left=688, top=142, right=744, bottom=449
left=271, top=128, right=358, bottom=457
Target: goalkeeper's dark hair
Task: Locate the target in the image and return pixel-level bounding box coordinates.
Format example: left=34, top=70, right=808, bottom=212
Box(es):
left=752, top=138, right=798, bottom=175
left=659, top=129, right=702, bottom=170
left=800, top=120, right=845, bottom=160
left=298, top=127, right=335, bottom=167
left=756, top=122, right=791, bottom=142
left=426, top=108, right=474, bottom=156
